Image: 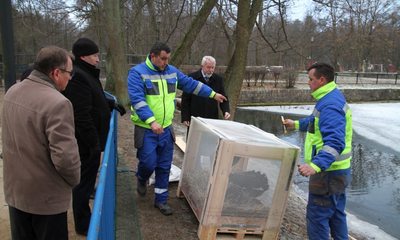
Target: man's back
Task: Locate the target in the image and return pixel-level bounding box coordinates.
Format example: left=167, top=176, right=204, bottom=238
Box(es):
left=2, top=72, right=81, bottom=215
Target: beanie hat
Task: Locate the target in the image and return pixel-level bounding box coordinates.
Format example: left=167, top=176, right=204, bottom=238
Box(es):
left=72, top=38, right=99, bottom=58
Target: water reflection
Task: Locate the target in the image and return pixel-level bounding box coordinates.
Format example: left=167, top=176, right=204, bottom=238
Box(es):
left=235, top=108, right=400, bottom=239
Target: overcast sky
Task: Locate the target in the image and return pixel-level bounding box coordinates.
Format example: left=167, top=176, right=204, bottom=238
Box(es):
left=288, top=0, right=314, bottom=20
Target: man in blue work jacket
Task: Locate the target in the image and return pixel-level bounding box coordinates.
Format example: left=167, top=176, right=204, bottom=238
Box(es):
left=127, top=42, right=227, bottom=215
left=283, top=62, right=353, bottom=240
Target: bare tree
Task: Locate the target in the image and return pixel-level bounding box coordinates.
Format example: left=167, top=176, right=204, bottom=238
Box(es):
left=216, top=1, right=236, bottom=65
left=11, top=0, right=78, bottom=52
left=224, top=0, right=263, bottom=119
left=170, top=0, right=218, bottom=67
left=344, top=0, right=395, bottom=71
left=104, top=0, right=129, bottom=105
left=6, top=0, right=400, bottom=87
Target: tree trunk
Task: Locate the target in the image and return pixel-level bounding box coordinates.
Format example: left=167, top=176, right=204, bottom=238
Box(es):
left=224, top=0, right=263, bottom=119
left=255, top=10, right=263, bottom=66
left=134, top=0, right=144, bottom=54
left=146, top=0, right=159, bottom=43
left=216, top=5, right=235, bottom=66
left=170, top=0, right=218, bottom=67
left=104, top=48, right=114, bottom=93
left=104, top=0, right=130, bottom=105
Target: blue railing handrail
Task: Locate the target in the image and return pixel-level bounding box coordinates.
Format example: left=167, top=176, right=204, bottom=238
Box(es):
left=87, top=92, right=118, bottom=240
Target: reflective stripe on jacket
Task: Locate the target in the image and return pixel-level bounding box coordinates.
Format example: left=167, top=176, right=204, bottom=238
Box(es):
left=295, top=81, right=352, bottom=172
left=127, top=55, right=216, bottom=129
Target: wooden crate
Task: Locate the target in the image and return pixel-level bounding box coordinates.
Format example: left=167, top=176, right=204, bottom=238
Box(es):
left=177, top=117, right=300, bottom=240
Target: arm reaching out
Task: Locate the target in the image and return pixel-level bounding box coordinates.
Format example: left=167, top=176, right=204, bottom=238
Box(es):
left=213, top=93, right=227, bottom=103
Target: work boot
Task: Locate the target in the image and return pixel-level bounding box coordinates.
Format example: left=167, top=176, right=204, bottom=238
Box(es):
left=137, top=181, right=147, bottom=197
left=154, top=203, right=173, bottom=215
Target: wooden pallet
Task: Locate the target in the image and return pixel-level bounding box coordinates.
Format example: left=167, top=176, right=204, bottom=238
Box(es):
left=215, top=233, right=263, bottom=240
left=205, top=227, right=264, bottom=240
left=212, top=232, right=358, bottom=240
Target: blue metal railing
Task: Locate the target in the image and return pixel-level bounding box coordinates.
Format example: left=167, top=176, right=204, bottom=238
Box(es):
left=87, top=93, right=118, bottom=240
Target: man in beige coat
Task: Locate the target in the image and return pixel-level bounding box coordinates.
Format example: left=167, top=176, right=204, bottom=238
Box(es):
left=2, top=46, right=81, bottom=240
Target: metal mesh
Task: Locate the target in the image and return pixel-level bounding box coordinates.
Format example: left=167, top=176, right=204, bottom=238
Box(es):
left=180, top=128, right=219, bottom=218
left=221, top=157, right=281, bottom=219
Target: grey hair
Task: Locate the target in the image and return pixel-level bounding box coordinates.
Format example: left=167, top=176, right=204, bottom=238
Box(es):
left=201, top=56, right=216, bottom=66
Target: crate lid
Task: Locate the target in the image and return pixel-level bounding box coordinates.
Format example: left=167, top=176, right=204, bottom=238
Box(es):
left=192, top=117, right=300, bottom=149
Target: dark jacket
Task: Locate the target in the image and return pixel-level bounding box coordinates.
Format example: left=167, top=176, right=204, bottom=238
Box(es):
left=63, top=58, right=111, bottom=154
left=181, top=69, right=229, bottom=122
left=20, top=65, right=34, bottom=81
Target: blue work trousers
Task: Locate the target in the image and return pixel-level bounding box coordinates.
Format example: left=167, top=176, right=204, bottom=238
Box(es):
left=136, top=127, right=174, bottom=204
left=306, top=168, right=351, bottom=240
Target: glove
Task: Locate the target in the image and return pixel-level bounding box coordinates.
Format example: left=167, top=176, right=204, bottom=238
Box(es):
left=114, top=102, right=126, bottom=116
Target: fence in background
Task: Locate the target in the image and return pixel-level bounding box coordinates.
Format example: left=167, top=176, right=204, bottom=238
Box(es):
left=334, top=72, right=399, bottom=85
left=240, top=70, right=400, bottom=88
left=87, top=92, right=118, bottom=240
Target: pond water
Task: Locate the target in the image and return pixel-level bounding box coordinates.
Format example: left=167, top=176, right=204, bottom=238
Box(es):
left=235, top=108, right=400, bottom=239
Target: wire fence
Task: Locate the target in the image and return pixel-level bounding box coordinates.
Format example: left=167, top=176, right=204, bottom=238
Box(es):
left=271, top=72, right=400, bottom=88
left=334, top=72, right=399, bottom=85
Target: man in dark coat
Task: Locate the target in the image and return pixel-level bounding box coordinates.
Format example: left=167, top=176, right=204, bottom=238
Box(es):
left=20, top=64, right=34, bottom=81
left=63, top=37, right=125, bottom=235
left=181, top=56, right=230, bottom=128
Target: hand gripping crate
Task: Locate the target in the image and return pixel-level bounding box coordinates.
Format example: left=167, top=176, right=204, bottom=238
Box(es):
left=177, top=117, right=300, bottom=240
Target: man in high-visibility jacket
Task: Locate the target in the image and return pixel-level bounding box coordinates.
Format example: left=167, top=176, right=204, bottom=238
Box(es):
left=127, top=42, right=227, bottom=216
left=283, top=62, right=352, bottom=240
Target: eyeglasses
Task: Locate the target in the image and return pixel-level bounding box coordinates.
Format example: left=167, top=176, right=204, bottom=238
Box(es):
left=157, top=55, right=169, bottom=61
left=59, top=69, right=75, bottom=77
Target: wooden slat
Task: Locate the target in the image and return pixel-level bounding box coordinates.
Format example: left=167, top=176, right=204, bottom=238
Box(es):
left=175, top=136, right=186, bottom=153
left=215, top=232, right=263, bottom=239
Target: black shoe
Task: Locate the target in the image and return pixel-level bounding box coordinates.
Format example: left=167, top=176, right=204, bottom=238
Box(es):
left=154, top=203, right=173, bottom=215
left=137, top=181, right=147, bottom=197
left=90, top=188, right=96, bottom=199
